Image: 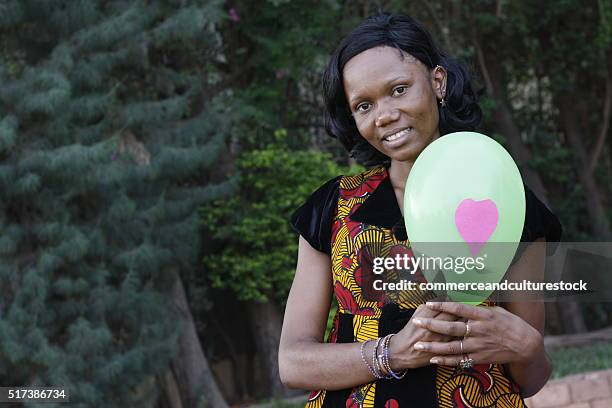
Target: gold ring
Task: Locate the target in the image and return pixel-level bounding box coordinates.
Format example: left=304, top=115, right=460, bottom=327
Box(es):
left=465, top=321, right=471, bottom=338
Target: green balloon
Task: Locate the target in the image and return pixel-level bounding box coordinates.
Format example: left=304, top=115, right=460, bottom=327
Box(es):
left=403, top=132, right=525, bottom=303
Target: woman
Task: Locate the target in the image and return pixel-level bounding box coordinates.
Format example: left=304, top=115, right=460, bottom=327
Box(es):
left=278, top=13, right=561, bottom=408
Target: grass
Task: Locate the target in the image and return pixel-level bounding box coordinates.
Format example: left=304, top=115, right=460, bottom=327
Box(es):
left=548, top=342, right=612, bottom=379
left=269, top=401, right=305, bottom=408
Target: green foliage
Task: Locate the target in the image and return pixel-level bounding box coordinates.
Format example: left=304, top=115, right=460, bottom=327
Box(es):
left=214, top=0, right=356, bottom=156
left=0, top=0, right=231, bottom=406
left=269, top=400, right=307, bottom=408
left=324, top=299, right=338, bottom=340
left=506, top=0, right=611, bottom=239
left=597, top=0, right=612, bottom=49
left=202, top=142, right=359, bottom=303
left=2, top=0, right=609, bottom=405
left=430, top=0, right=611, bottom=239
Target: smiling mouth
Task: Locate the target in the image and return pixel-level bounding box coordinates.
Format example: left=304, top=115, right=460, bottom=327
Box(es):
left=383, top=127, right=413, bottom=142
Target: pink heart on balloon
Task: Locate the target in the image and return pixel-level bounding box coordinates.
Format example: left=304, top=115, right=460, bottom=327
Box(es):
left=455, top=198, right=499, bottom=256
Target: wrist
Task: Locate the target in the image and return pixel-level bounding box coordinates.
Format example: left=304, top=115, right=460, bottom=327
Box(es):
left=517, top=329, right=544, bottom=367
left=388, top=335, right=413, bottom=370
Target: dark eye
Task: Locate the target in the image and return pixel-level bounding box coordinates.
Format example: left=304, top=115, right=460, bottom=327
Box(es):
left=393, top=86, right=408, bottom=96
left=356, top=102, right=371, bottom=113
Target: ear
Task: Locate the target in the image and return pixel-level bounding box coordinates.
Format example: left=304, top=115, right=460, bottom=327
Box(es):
left=431, top=66, right=447, bottom=100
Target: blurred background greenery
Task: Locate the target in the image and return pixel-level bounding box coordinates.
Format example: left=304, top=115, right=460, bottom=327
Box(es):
left=0, top=0, right=610, bottom=406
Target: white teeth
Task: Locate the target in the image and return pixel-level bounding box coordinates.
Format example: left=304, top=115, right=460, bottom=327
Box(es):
left=384, top=128, right=411, bottom=142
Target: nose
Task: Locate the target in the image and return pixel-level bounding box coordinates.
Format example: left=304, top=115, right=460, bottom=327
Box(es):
left=374, top=104, right=400, bottom=127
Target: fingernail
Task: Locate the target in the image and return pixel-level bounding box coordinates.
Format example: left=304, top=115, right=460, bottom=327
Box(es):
left=414, top=343, right=425, bottom=350
left=426, top=302, right=439, bottom=308
left=413, top=318, right=423, bottom=325
left=430, top=358, right=439, bottom=364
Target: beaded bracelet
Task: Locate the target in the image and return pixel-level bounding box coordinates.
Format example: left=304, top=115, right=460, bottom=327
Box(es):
left=382, top=334, right=407, bottom=379
left=376, top=337, right=389, bottom=377
left=376, top=335, right=396, bottom=379
left=360, top=339, right=379, bottom=378
left=375, top=334, right=407, bottom=380
left=372, top=336, right=385, bottom=378
left=361, top=336, right=407, bottom=380
left=377, top=335, right=390, bottom=376
left=375, top=336, right=392, bottom=379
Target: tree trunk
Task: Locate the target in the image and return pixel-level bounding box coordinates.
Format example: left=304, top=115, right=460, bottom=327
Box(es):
left=547, top=244, right=587, bottom=334
left=209, top=313, right=250, bottom=400
left=544, top=303, right=563, bottom=335
left=170, top=269, right=229, bottom=408
left=556, top=96, right=611, bottom=239
left=474, top=37, right=548, bottom=200
left=246, top=300, right=287, bottom=398
left=156, top=369, right=184, bottom=408
left=545, top=326, right=612, bottom=350
left=559, top=302, right=588, bottom=334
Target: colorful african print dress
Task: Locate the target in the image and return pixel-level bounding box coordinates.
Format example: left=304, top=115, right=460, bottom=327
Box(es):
left=290, top=165, right=561, bottom=408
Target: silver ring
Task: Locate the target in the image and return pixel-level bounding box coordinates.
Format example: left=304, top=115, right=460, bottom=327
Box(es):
left=465, top=321, right=471, bottom=338
left=460, top=339, right=464, bottom=356
left=459, top=356, right=474, bottom=369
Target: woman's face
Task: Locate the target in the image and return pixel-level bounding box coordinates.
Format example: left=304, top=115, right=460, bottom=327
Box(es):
left=342, top=46, right=446, bottom=163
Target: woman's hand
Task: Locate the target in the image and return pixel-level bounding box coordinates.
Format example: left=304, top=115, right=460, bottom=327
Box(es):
left=410, top=302, right=544, bottom=367
left=388, top=304, right=461, bottom=370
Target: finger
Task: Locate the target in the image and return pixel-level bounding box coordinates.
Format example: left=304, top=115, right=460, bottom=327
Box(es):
left=426, top=301, right=492, bottom=321
left=418, top=309, right=456, bottom=321
left=429, top=353, right=480, bottom=367
left=429, top=355, right=464, bottom=367
left=413, top=304, right=443, bottom=319
left=412, top=317, right=469, bottom=337
left=414, top=338, right=477, bottom=355
left=434, top=311, right=462, bottom=322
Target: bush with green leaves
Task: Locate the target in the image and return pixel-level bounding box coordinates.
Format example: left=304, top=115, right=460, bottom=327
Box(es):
left=202, top=140, right=359, bottom=303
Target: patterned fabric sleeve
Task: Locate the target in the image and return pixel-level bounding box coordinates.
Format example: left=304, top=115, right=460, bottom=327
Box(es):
left=290, top=176, right=342, bottom=255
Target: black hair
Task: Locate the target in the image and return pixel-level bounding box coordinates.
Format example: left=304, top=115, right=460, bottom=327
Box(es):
left=322, top=13, right=482, bottom=166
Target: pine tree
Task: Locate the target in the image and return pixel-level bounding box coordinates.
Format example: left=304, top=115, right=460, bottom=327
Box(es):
left=0, top=1, right=230, bottom=406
